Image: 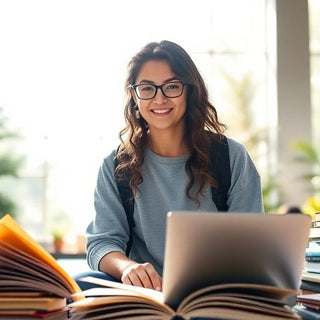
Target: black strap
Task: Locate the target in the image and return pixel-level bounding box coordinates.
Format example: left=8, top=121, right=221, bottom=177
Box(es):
left=114, top=150, right=134, bottom=256
left=209, top=135, right=231, bottom=211
left=115, top=135, right=231, bottom=255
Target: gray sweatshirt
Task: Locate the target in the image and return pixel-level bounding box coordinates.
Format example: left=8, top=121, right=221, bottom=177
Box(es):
left=86, top=137, right=263, bottom=275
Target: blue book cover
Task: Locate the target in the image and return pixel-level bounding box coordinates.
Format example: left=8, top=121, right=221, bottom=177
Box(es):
left=293, top=305, right=320, bottom=320
left=305, top=261, right=320, bottom=273
left=306, top=247, right=320, bottom=261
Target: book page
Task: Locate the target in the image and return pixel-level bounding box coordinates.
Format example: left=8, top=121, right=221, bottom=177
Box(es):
left=302, top=271, right=320, bottom=283
left=0, top=214, right=81, bottom=295
left=70, top=293, right=170, bottom=311
left=177, top=282, right=298, bottom=312
left=0, top=241, right=70, bottom=292
left=180, top=296, right=295, bottom=317
left=0, top=279, right=72, bottom=298
left=184, top=307, right=300, bottom=320
left=71, top=277, right=299, bottom=320
left=70, top=300, right=169, bottom=320
left=77, top=276, right=164, bottom=303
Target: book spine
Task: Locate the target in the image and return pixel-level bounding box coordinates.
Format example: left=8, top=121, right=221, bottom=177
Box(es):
left=305, top=268, right=320, bottom=274
left=293, top=305, right=320, bottom=320
left=306, top=257, right=320, bottom=262
left=301, top=280, right=320, bottom=293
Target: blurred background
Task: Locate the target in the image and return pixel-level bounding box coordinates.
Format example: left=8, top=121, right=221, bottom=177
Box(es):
left=0, top=0, right=319, bottom=253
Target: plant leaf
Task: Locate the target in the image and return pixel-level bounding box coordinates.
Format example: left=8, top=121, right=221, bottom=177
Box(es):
left=291, top=140, right=319, bottom=163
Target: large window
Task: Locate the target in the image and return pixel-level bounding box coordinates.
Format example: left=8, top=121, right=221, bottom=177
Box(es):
left=1, top=0, right=269, bottom=249
left=309, top=0, right=320, bottom=143
left=308, top=0, right=320, bottom=200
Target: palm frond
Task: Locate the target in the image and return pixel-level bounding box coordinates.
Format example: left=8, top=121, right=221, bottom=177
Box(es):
left=290, top=141, right=319, bottom=163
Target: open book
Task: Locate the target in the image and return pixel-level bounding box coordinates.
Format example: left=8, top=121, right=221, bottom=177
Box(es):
left=0, top=214, right=82, bottom=316
left=68, top=276, right=301, bottom=320
left=68, top=212, right=312, bottom=320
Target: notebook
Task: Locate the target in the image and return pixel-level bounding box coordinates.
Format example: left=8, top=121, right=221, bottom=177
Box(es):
left=162, top=211, right=311, bottom=308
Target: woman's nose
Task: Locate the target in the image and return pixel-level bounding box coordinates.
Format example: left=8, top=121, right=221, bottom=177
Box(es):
left=153, top=88, right=168, bottom=103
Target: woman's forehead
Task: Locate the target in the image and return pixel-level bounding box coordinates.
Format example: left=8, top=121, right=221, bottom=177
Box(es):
left=135, top=60, right=176, bottom=84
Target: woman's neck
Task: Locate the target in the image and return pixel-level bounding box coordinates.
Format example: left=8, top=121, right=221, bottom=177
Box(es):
left=147, top=131, right=189, bottom=157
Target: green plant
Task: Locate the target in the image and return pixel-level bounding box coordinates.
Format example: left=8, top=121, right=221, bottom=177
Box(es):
left=301, top=196, right=320, bottom=220
left=221, top=71, right=282, bottom=213
left=0, top=107, right=23, bottom=218
left=290, top=140, right=320, bottom=195
left=49, top=210, right=71, bottom=241
left=262, top=176, right=282, bottom=213
left=51, top=229, right=65, bottom=240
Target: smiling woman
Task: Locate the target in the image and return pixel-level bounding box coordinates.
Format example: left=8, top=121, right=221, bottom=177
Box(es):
left=0, top=0, right=269, bottom=243
left=82, top=40, right=263, bottom=292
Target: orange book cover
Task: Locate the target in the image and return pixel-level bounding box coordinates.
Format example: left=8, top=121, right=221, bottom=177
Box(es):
left=0, top=214, right=82, bottom=299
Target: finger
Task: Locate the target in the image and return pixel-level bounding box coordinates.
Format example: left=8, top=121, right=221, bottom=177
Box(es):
left=136, top=269, right=153, bottom=289
left=151, top=274, right=162, bottom=291
left=126, top=264, right=153, bottom=289
left=123, top=269, right=146, bottom=287
left=143, top=263, right=162, bottom=291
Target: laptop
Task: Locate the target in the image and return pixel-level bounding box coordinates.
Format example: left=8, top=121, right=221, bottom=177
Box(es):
left=162, top=211, right=311, bottom=308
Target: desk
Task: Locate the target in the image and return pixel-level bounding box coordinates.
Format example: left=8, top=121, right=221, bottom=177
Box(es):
left=51, top=253, right=89, bottom=277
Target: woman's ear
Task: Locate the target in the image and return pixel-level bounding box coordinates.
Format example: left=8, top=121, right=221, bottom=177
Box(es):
left=131, top=90, right=138, bottom=104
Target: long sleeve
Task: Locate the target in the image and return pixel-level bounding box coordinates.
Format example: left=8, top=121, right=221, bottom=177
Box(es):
left=86, top=150, right=130, bottom=271
left=227, top=138, right=264, bottom=213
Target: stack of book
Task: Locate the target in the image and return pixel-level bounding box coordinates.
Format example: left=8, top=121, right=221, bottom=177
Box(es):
left=304, top=213, right=320, bottom=276
left=305, top=245, right=320, bottom=275
left=0, top=214, right=82, bottom=320
left=294, top=293, right=320, bottom=319
left=294, top=213, right=320, bottom=319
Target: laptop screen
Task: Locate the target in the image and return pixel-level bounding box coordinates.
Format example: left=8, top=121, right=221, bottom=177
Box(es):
left=162, top=212, right=311, bottom=308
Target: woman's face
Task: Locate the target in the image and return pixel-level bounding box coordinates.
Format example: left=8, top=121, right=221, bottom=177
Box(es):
left=132, top=60, right=187, bottom=135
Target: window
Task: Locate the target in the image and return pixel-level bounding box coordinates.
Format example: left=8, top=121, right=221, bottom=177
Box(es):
left=309, top=0, right=320, bottom=143
left=0, top=0, right=269, bottom=249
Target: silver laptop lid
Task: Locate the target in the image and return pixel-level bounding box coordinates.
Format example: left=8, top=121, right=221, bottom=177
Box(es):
left=163, top=212, right=311, bottom=308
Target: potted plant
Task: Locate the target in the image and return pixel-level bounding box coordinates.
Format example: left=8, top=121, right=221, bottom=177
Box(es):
left=51, top=230, right=65, bottom=253
left=291, top=140, right=320, bottom=195
left=50, top=211, right=71, bottom=253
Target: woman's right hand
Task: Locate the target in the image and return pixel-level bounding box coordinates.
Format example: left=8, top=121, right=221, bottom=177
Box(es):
left=121, top=261, right=162, bottom=291
left=99, top=251, right=162, bottom=291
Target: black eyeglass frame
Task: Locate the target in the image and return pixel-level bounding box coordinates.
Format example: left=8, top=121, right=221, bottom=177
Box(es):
left=129, top=81, right=187, bottom=100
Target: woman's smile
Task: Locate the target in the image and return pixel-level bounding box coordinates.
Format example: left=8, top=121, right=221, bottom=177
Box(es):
left=150, top=107, right=173, bottom=115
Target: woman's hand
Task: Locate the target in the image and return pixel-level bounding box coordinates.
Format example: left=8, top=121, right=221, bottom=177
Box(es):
left=121, top=262, right=162, bottom=291
left=99, top=252, right=162, bottom=291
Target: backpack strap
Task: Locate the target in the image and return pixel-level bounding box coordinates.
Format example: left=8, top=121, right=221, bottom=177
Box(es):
left=114, top=149, right=134, bottom=256
left=209, top=135, right=231, bottom=211
left=115, top=135, right=231, bottom=255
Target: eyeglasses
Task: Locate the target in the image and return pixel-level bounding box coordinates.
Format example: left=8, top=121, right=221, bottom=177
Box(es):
left=129, top=81, right=186, bottom=100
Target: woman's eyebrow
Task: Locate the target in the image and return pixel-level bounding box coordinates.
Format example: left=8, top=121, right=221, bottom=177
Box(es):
left=138, top=77, right=179, bottom=84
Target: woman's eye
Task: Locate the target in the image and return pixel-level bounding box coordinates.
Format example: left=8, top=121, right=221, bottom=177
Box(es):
left=141, top=86, right=154, bottom=92
left=166, top=83, right=180, bottom=90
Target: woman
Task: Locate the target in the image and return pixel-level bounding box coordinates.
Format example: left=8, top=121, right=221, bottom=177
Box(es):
left=83, top=40, right=263, bottom=292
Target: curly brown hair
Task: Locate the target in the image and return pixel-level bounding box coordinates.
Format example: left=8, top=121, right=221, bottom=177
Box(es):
left=116, top=40, right=226, bottom=203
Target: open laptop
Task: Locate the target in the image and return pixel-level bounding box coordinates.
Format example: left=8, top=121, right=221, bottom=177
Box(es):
left=162, top=212, right=311, bottom=308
